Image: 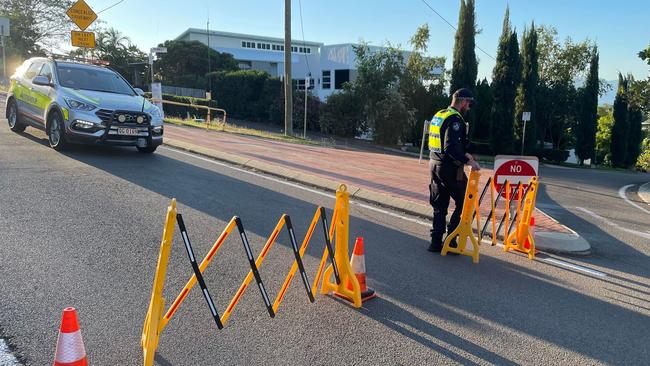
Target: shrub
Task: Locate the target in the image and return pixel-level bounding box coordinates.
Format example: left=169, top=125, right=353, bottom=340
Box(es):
left=210, top=70, right=282, bottom=121
left=319, top=90, right=363, bottom=138
left=541, top=148, right=570, bottom=163
left=268, top=92, right=323, bottom=132
left=636, top=138, right=650, bottom=172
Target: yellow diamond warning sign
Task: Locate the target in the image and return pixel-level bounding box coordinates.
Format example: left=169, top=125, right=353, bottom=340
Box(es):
left=71, top=31, right=96, bottom=48
left=66, top=0, right=97, bottom=31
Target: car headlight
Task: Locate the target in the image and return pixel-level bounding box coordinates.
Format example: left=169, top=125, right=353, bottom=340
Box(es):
left=148, top=107, right=162, bottom=118
left=65, top=98, right=96, bottom=111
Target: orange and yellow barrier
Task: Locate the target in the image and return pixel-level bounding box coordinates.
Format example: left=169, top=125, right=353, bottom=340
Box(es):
left=440, top=171, right=540, bottom=264
left=142, top=185, right=362, bottom=366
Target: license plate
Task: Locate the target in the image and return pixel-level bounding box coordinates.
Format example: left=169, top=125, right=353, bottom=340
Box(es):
left=117, top=127, right=139, bottom=136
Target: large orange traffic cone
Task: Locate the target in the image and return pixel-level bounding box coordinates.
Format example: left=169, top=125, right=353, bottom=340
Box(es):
left=348, top=237, right=377, bottom=302
left=53, top=307, right=87, bottom=366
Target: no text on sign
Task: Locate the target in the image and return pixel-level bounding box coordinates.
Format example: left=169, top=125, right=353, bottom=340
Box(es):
left=493, top=155, right=539, bottom=198
left=71, top=31, right=95, bottom=48
left=66, top=0, right=97, bottom=31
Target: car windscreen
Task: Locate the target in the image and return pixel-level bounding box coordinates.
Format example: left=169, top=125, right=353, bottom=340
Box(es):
left=57, top=65, right=134, bottom=95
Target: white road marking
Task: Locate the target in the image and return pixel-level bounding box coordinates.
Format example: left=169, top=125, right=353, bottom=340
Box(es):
left=618, top=184, right=650, bottom=215
left=575, top=207, right=650, bottom=240
left=162, top=146, right=607, bottom=278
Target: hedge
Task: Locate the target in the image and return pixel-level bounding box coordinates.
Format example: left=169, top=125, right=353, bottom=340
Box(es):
left=210, top=70, right=282, bottom=121
left=541, top=148, right=570, bottom=163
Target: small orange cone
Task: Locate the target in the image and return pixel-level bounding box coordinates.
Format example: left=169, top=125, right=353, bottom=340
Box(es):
left=524, top=216, right=535, bottom=249
left=53, top=307, right=87, bottom=366
left=348, top=237, right=377, bottom=302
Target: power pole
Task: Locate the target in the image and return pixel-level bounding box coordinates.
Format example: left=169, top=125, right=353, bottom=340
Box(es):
left=207, top=17, right=211, bottom=97
left=284, top=0, right=293, bottom=136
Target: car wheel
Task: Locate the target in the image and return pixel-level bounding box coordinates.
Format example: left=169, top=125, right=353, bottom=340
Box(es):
left=136, top=145, right=157, bottom=154
left=47, top=111, right=67, bottom=151
left=7, top=99, right=27, bottom=133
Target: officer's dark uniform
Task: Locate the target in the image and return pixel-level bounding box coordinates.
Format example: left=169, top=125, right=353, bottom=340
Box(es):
left=427, top=102, right=472, bottom=252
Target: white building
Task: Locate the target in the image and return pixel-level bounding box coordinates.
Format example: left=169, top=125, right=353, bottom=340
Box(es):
left=175, top=29, right=422, bottom=100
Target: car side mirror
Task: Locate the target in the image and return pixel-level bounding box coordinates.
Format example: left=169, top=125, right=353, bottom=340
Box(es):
left=134, top=88, right=145, bottom=96
left=32, top=75, right=52, bottom=87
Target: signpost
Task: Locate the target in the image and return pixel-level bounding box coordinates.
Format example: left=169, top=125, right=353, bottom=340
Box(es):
left=66, top=0, right=97, bottom=51
left=0, top=17, right=9, bottom=82
left=149, top=47, right=167, bottom=106
left=521, top=111, right=531, bottom=155
left=493, top=155, right=539, bottom=198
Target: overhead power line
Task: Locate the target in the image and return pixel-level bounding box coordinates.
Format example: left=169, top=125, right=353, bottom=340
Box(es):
left=297, top=0, right=311, bottom=75
left=97, top=0, right=126, bottom=14
left=419, top=0, right=496, bottom=61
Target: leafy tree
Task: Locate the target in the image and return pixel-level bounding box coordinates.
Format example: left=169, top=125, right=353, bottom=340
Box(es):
left=489, top=7, right=519, bottom=154
left=514, top=23, right=539, bottom=155
left=535, top=26, right=592, bottom=149
left=0, top=0, right=73, bottom=71
left=402, top=24, right=448, bottom=145
left=575, top=48, right=599, bottom=164
left=629, top=45, right=650, bottom=113
left=155, top=40, right=238, bottom=89
left=595, top=106, right=613, bottom=165
left=449, top=0, right=477, bottom=93
left=639, top=45, right=650, bottom=65
left=610, top=74, right=629, bottom=167
left=352, top=43, right=414, bottom=145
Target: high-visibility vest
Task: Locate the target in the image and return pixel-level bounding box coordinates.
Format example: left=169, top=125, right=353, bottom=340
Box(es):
left=428, top=108, right=463, bottom=153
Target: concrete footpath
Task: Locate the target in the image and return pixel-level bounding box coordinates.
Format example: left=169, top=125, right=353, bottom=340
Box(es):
left=163, top=124, right=590, bottom=255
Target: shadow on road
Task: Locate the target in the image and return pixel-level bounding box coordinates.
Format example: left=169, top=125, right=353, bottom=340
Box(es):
left=38, top=143, right=650, bottom=365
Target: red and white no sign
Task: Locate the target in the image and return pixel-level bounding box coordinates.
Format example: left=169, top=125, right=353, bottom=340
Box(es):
left=493, top=155, right=539, bottom=198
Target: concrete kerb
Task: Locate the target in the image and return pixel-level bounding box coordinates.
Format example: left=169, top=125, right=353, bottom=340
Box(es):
left=163, top=138, right=589, bottom=255
left=638, top=182, right=650, bottom=205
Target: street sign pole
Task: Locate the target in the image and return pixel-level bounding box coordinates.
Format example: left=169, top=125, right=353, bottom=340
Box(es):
left=0, top=18, right=10, bottom=82
left=521, top=111, right=531, bottom=155
left=1, top=34, right=5, bottom=82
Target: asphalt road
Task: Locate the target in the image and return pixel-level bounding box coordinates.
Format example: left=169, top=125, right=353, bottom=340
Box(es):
left=1, top=97, right=649, bottom=365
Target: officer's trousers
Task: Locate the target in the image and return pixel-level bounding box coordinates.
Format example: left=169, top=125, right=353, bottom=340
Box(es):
left=429, top=162, right=467, bottom=245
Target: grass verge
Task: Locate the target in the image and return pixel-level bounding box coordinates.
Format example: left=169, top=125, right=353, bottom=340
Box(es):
left=164, top=117, right=319, bottom=146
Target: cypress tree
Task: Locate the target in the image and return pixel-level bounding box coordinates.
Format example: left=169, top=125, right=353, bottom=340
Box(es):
left=514, top=23, right=539, bottom=155
left=472, top=78, right=493, bottom=142
left=490, top=7, right=519, bottom=154
left=626, top=84, right=644, bottom=167
left=450, top=0, right=478, bottom=93
left=575, top=47, right=599, bottom=164
left=610, top=73, right=629, bottom=167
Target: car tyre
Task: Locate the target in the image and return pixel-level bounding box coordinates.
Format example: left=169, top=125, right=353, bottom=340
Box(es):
left=47, top=110, right=67, bottom=151
left=7, top=99, right=27, bottom=133
left=137, top=145, right=157, bottom=154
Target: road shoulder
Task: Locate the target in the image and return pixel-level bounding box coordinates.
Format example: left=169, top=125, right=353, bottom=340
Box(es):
left=639, top=182, right=650, bottom=204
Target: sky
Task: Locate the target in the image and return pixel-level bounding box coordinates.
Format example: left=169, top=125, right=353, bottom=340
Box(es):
left=81, top=0, right=649, bottom=82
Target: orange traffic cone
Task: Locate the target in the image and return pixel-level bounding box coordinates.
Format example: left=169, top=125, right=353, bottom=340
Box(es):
left=348, top=237, right=377, bottom=302
left=524, top=216, right=535, bottom=250
left=53, top=307, right=87, bottom=366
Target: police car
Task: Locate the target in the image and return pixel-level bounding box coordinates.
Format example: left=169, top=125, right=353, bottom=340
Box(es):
left=5, top=56, right=163, bottom=153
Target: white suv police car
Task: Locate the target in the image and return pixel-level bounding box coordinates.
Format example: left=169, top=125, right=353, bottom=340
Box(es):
left=5, top=56, right=163, bottom=153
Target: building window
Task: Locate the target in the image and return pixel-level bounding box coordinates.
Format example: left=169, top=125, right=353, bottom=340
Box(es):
left=242, top=41, right=246, bottom=48
left=334, top=69, right=350, bottom=89
left=291, top=46, right=297, bottom=52
left=296, top=78, right=315, bottom=90
left=322, top=70, right=331, bottom=89
left=272, top=45, right=276, bottom=50
left=307, top=48, right=311, bottom=54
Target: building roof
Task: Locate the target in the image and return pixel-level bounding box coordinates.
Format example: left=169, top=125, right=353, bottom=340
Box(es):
left=176, top=28, right=323, bottom=47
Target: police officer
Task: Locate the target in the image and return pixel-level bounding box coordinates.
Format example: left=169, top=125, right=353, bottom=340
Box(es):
left=428, top=88, right=480, bottom=253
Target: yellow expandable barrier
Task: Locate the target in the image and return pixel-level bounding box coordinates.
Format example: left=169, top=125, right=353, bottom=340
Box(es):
left=141, top=199, right=177, bottom=366
left=321, top=184, right=363, bottom=308
left=442, top=170, right=481, bottom=263
left=504, top=176, right=539, bottom=259
left=142, top=184, right=358, bottom=365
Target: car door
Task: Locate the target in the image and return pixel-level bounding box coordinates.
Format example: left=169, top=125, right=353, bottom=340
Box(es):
left=32, top=62, right=55, bottom=126
left=16, top=60, right=44, bottom=124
